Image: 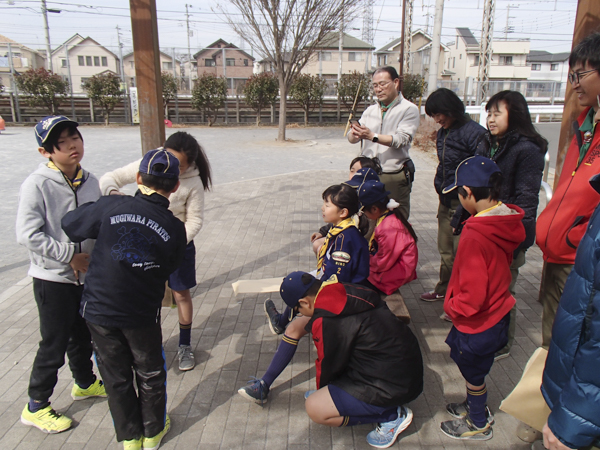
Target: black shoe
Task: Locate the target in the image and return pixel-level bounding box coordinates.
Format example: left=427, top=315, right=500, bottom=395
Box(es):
left=264, top=300, right=284, bottom=335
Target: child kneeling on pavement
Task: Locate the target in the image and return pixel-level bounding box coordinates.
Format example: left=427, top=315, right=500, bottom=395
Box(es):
left=62, top=149, right=187, bottom=450
left=281, top=271, right=423, bottom=449
left=439, top=156, right=525, bottom=441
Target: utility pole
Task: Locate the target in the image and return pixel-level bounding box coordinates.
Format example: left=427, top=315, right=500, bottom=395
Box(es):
left=477, top=0, right=495, bottom=104
left=504, top=4, right=517, bottom=39
left=403, top=0, right=414, bottom=76
left=65, top=44, right=76, bottom=119
left=7, top=43, right=21, bottom=122
left=337, top=8, right=344, bottom=122
left=185, top=4, right=192, bottom=91
left=427, top=0, right=444, bottom=96
left=41, top=0, right=53, bottom=71
left=399, top=0, right=406, bottom=91
left=116, top=25, right=130, bottom=124
left=172, top=47, right=179, bottom=123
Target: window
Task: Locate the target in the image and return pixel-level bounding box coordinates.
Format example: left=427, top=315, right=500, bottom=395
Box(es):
left=474, top=55, right=480, bottom=66
left=86, top=56, right=92, bottom=66
left=94, top=56, right=100, bottom=66
left=226, top=58, right=235, bottom=66
left=61, top=59, right=67, bottom=68
left=244, top=59, right=249, bottom=66
left=453, top=57, right=455, bottom=68
left=102, top=57, right=108, bottom=67
left=130, top=61, right=135, bottom=68
left=205, top=59, right=215, bottom=67
left=531, top=63, right=541, bottom=71
left=500, top=56, right=513, bottom=65
left=78, top=55, right=84, bottom=66
left=459, top=54, right=462, bottom=60
left=321, top=52, right=332, bottom=61
left=162, top=61, right=173, bottom=70
left=551, top=63, right=559, bottom=71
left=348, top=52, right=362, bottom=62
left=81, top=77, right=89, bottom=86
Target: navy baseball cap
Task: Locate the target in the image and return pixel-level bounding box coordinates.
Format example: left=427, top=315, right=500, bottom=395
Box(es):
left=139, top=149, right=180, bottom=179
left=35, top=115, right=79, bottom=146
left=280, top=271, right=318, bottom=318
left=442, top=155, right=501, bottom=194
left=343, top=167, right=380, bottom=189
left=358, top=180, right=390, bottom=207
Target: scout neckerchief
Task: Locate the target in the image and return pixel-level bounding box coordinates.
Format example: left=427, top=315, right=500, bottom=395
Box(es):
left=317, top=217, right=357, bottom=271
left=380, top=97, right=398, bottom=120
left=475, top=201, right=503, bottom=217
left=47, top=161, right=83, bottom=189
left=578, top=107, right=597, bottom=168
left=369, top=210, right=392, bottom=252
left=138, top=184, right=168, bottom=198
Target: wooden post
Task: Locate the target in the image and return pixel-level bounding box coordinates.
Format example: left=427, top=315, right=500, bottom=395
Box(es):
left=89, top=98, right=95, bottom=123
left=554, top=0, right=600, bottom=186
left=129, top=0, right=165, bottom=154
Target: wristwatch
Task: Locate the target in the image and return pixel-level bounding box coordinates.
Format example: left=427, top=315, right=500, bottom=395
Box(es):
left=372, top=134, right=379, bottom=143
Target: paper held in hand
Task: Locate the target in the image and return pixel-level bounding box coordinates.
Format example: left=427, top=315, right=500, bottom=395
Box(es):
left=232, top=278, right=284, bottom=295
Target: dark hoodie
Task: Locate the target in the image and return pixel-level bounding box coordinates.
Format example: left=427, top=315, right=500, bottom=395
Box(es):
left=306, top=280, right=423, bottom=408
left=444, top=203, right=526, bottom=333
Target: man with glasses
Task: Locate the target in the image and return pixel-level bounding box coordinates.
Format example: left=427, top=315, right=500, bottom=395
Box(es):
left=522, top=31, right=600, bottom=450
left=348, top=66, right=420, bottom=220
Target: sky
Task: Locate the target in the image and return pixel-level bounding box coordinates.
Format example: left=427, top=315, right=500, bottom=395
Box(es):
left=0, top=0, right=579, bottom=59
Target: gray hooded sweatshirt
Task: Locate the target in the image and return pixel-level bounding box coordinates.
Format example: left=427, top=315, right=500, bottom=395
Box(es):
left=16, top=162, right=101, bottom=284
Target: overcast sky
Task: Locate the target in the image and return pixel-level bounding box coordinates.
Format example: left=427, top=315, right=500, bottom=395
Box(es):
left=0, top=0, right=578, bottom=58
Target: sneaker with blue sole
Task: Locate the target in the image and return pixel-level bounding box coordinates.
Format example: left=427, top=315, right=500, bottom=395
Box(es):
left=366, top=406, right=413, bottom=448
left=238, top=377, right=269, bottom=405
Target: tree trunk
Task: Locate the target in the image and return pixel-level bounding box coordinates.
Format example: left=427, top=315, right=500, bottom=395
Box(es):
left=277, top=75, right=287, bottom=141
left=304, top=108, right=308, bottom=126
left=104, top=112, right=109, bottom=126
left=256, top=106, right=261, bottom=126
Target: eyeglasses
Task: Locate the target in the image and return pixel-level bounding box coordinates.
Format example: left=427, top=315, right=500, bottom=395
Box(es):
left=568, top=69, right=598, bottom=84
left=371, top=80, right=393, bottom=90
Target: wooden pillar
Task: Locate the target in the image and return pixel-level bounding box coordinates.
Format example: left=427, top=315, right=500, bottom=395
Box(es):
left=129, top=0, right=165, bottom=154
left=554, top=0, right=600, bottom=186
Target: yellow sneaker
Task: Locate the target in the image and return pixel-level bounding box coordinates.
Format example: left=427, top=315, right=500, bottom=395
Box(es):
left=71, top=379, right=107, bottom=400
left=123, top=437, right=143, bottom=450
left=142, top=415, right=170, bottom=450
left=20, top=404, right=72, bottom=434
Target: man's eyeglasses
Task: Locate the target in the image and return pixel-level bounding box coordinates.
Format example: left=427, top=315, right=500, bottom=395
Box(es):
left=371, top=80, right=393, bottom=90
left=568, top=69, right=598, bottom=84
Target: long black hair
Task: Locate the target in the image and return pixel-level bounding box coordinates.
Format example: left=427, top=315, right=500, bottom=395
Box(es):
left=365, top=200, right=418, bottom=243
left=164, top=131, right=212, bottom=191
left=486, top=90, right=548, bottom=153
left=425, top=88, right=469, bottom=127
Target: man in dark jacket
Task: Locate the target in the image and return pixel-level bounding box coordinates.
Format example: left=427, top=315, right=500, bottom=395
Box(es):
left=540, top=174, right=600, bottom=450
left=62, top=149, right=187, bottom=450
left=279, top=271, right=423, bottom=449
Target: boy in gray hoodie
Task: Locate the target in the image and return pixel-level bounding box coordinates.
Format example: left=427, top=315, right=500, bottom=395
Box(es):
left=16, top=116, right=106, bottom=434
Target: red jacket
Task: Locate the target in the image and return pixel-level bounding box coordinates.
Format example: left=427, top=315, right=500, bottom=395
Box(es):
left=444, top=204, right=525, bottom=333
left=536, top=107, right=600, bottom=264
left=368, top=214, right=418, bottom=295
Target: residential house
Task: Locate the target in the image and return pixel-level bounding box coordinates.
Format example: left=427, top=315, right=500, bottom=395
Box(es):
left=446, top=27, right=531, bottom=92
left=375, top=29, right=451, bottom=79
left=51, top=34, right=120, bottom=93
left=193, top=39, right=255, bottom=94
left=526, top=50, right=569, bottom=97
left=123, top=51, right=181, bottom=88
left=0, top=34, right=46, bottom=89
left=301, top=32, right=375, bottom=80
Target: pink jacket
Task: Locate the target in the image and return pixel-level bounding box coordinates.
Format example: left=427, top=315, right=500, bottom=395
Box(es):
left=368, top=214, right=418, bottom=295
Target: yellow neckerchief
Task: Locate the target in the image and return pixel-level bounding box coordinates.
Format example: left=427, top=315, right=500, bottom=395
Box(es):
left=138, top=184, right=168, bottom=198
left=368, top=210, right=392, bottom=251
left=317, top=217, right=357, bottom=271
left=474, top=201, right=502, bottom=217
left=48, top=161, right=83, bottom=189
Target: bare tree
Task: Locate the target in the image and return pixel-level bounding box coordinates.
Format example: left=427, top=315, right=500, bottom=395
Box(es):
left=218, top=0, right=358, bottom=141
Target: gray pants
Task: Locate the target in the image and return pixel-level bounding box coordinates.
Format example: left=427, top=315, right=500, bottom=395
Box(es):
left=538, top=262, right=573, bottom=349
left=499, top=249, right=527, bottom=354
left=434, top=200, right=461, bottom=296
left=380, top=171, right=412, bottom=220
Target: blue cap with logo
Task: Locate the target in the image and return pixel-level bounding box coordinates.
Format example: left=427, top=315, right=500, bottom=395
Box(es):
left=280, top=271, right=318, bottom=317
left=357, top=179, right=390, bottom=207
left=343, top=167, right=380, bottom=189
left=139, top=149, right=180, bottom=179
left=35, top=115, right=79, bottom=147
left=442, top=155, right=501, bottom=194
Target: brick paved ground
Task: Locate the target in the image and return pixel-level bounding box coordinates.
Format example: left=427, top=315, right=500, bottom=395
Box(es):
left=0, top=125, right=546, bottom=449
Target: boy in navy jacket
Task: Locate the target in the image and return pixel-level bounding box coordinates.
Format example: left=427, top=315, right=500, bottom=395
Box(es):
left=62, top=149, right=186, bottom=450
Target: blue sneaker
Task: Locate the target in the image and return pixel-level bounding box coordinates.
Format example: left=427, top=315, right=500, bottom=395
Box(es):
left=304, top=390, right=317, bottom=399
left=237, top=377, right=269, bottom=405
left=366, top=406, right=413, bottom=448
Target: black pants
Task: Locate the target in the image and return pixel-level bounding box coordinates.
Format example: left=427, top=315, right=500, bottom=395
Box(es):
left=87, top=322, right=166, bottom=442
left=28, top=278, right=95, bottom=401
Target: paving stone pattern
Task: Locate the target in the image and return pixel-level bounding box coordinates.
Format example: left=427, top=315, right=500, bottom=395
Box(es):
left=0, top=127, right=544, bottom=449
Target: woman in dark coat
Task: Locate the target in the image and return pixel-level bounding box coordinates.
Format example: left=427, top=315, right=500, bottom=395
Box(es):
left=452, top=90, right=548, bottom=358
